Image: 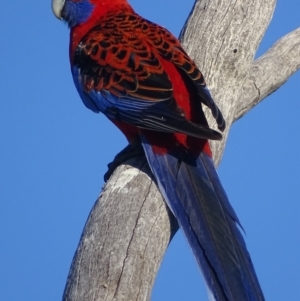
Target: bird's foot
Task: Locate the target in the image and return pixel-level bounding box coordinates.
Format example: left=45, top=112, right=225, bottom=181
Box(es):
left=104, top=142, right=144, bottom=181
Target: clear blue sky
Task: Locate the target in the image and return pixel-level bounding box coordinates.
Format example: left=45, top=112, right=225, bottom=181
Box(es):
left=0, top=1, right=299, bottom=300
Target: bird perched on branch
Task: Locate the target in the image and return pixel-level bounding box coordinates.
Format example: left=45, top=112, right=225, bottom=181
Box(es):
left=52, top=1, right=265, bottom=300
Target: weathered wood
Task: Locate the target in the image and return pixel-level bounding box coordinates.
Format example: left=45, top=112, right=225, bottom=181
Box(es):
left=63, top=1, right=300, bottom=300
left=63, top=158, right=178, bottom=301
left=179, top=0, right=276, bottom=163
left=237, top=28, right=300, bottom=120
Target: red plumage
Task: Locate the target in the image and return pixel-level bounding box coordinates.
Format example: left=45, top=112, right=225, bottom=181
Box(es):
left=70, top=1, right=217, bottom=156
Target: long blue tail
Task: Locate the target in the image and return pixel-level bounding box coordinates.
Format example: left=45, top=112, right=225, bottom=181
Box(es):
left=142, top=139, right=265, bottom=301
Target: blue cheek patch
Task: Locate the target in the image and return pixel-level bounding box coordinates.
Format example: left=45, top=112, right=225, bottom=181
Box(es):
left=63, top=0, right=94, bottom=27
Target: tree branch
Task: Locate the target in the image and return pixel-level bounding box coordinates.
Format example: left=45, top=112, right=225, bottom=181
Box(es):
left=236, top=27, right=300, bottom=120
left=63, top=158, right=178, bottom=301
left=63, top=1, right=299, bottom=300
left=179, top=0, right=276, bottom=164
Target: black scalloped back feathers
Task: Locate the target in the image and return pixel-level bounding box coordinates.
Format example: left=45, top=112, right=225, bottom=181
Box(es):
left=73, top=12, right=225, bottom=140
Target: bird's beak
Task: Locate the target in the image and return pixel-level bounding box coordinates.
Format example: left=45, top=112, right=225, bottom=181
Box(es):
left=52, top=0, right=65, bottom=20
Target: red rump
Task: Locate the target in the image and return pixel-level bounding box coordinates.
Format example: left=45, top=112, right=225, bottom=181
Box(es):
left=154, top=57, right=212, bottom=157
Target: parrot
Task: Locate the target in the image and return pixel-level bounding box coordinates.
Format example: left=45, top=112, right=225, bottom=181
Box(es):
left=51, top=0, right=265, bottom=300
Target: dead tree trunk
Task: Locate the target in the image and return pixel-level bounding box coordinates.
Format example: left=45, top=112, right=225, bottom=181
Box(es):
left=62, top=1, right=300, bottom=300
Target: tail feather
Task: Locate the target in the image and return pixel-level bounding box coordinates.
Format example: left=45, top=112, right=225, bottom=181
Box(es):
left=142, top=138, right=265, bottom=301
left=202, top=156, right=265, bottom=300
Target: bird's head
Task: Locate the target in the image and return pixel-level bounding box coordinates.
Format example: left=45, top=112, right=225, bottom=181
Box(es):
left=52, top=0, right=95, bottom=28
left=52, top=0, right=131, bottom=28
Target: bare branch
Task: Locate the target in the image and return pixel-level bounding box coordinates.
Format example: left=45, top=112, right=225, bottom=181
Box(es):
left=179, top=0, right=276, bottom=164
left=236, top=27, right=300, bottom=120
left=63, top=158, right=178, bottom=301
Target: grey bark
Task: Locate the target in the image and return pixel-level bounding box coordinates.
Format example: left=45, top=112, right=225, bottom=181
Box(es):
left=63, top=1, right=300, bottom=300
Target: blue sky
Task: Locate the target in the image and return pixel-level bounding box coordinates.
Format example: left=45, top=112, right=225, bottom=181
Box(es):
left=0, top=1, right=299, bottom=300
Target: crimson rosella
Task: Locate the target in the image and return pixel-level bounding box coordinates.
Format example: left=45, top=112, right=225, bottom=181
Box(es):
left=52, top=0, right=265, bottom=300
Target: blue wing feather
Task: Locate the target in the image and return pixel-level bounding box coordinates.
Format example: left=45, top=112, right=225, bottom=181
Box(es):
left=72, top=66, right=222, bottom=140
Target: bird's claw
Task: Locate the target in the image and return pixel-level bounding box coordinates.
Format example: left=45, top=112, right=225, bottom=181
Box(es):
left=104, top=142, right=144, bottom=181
